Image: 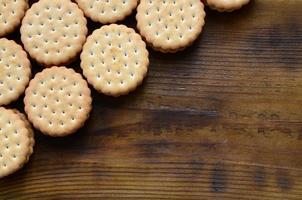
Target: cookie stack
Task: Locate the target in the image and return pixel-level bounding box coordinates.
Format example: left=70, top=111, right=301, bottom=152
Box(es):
left=0, top=107, right=34, bottom=178
left=0, top=0, right=251, bottom=177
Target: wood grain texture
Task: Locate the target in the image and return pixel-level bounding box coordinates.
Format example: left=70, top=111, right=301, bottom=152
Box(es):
left=1, top=0, right=302, bottom=199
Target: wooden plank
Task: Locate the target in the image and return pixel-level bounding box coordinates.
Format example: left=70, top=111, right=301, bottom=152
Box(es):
left=1, top=0, right=302, bottom=199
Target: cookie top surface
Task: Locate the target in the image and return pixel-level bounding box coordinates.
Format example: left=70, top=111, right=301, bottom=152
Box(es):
left=136, top=0, right=205, bottom=52
left=206, top=0, right=250, bottom=12
left=75, top=0, right=138, bottom=24
left=81, top=24, right=149, bottom=97
left=0, top=0, right=28, bottom=37
left=20, top=0, right=88, bottom=66
left=0, top=107, right=32, bottom=178
left=0, top=38, right=31, bottom=106
left=24, top=66, right=92, bottom=137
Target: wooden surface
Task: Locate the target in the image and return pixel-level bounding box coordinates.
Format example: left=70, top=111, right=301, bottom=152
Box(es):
left=1, top=0, right=302, bottom=199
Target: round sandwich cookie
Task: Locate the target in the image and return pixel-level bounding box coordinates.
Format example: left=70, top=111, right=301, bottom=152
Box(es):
left=75, top=0, right=138, bottom=24
left=0, top=38, right=31, bottom=106
left=81, top=24, right=149, bottom=97
left=24, top=66, right=92, bottom=137
left=136, top=0, right=206, bottom=53
left=20, top=0, right=88, bottom=66
left=0, top=107, right=34, bottom=178
left=0, top=0, right=28, bottom=37
left=206, top=0, right=250, bottom=12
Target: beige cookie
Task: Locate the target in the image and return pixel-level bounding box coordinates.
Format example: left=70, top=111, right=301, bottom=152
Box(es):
left=0, top=38, right=31, bottom=106
left=20, top=0, right=88, bottom=66
left=11, top=109, right=34, bottom=166
left=81, top=24, right=149, bottom=97
left=0, top=0, right=28, bottom=37
left=24, top=66, right=92, bottom=137
left=75, top=0, right=138, bottom=24
left=0, top=107, right=34, bottom=178
left=206, top=0, right=250, bottom=12
left=136, top=0, right=206, bottom=53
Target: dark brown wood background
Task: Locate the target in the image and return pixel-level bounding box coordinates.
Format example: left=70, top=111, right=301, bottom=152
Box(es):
left=1, top=0, right=302, bottom=199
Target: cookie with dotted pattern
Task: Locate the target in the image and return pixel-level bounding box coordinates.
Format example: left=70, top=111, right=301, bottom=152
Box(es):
left=24, top=66, right=92, bottom=137
left=0, top=107, right=34, bottom=178
left=0, top=0, right=28, bottom=37
left=20, top=0, right=88, bottom=66
left=81, top=24, right=149, bottom=97
left=136, top=0, right=206, bottom=53
left=75, top=0, right=138, bottom=24
left=206, top=0, right=250, bottom=12
left=0, top=38, right=31, bottom=106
